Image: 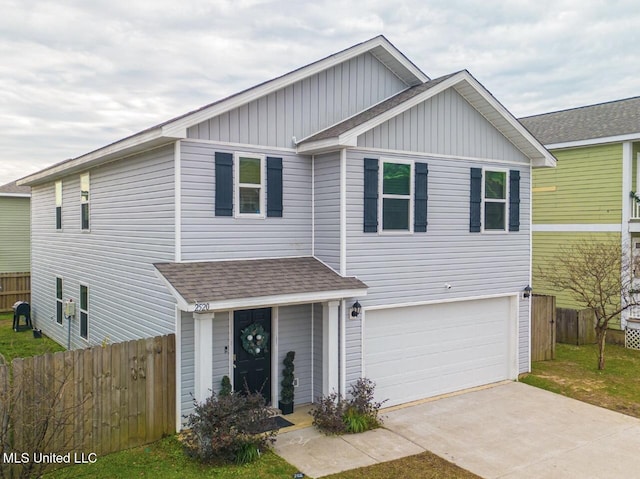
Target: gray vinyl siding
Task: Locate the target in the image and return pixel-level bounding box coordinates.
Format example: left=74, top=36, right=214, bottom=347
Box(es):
left=187, top=52, right=409, bottom=149
left=181, top=312, right=194, bottom=421
left=278, top=304, right=313, bottom=405
left=180, top=310, right=230, bottom=421
left=357, top=88, right=530, bottom=163
left=180, top=141, right=312, bottom=260
left=345, top=149, right=531, bottom=372
left=312, top=303, right=323, bottom=402
left=345, top=314, right=362, bottom=387
left=30, top=146, right=176, bottom=349
left=0, top=196, right=30, bottom=273
left=518, top=298, right=530, bottom=373
left=313, top=152, right=341, bottom=270
left=212, top=311, right=231, bottom=393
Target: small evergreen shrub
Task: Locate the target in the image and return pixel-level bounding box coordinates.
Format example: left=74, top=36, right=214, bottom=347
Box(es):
left=310, top=378, right=386, bottom=435
left=183, top=390, right=277, bottom=464
left=220, top=375, right=232, bottom=397
left=280, top=351, right=296, bottom=407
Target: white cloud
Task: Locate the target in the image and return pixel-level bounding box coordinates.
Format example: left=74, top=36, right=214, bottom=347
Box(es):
left=1, top=0, right=640, bottom=184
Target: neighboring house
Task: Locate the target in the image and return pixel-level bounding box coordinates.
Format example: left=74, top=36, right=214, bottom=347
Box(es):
left=19, top=35, right=554, bottom=429
left=520, top=96, right=640, bottom=334
left=0, top=181, right=31, bottom=273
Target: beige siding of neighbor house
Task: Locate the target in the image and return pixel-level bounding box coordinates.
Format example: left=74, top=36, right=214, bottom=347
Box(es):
left=0, top=196, right=30, bottom=273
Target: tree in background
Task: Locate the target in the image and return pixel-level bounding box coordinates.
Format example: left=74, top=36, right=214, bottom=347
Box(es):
left=540, top=238, right=638, bottom=370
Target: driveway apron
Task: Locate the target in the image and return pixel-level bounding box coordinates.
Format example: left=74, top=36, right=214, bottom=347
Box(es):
left=275, top=382, right=640, bottom=478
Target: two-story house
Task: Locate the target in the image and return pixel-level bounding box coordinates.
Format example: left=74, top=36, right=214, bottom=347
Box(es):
left=19, top=36, right=555, bottom=428
left=0, top=180, right=31, bottom=274
left=520, top=97, right=640, bottom=345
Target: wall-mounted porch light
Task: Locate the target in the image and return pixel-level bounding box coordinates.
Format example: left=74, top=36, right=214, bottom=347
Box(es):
left=523, top=285, right=533, bottom=299
left=350, top=300, right=362, bottom=319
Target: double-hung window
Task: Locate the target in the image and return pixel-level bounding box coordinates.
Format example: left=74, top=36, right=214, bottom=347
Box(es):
left=80, top=173, right=90, bottom=230
left=80, top=285, right=88, bottom=340
left=56, top=277, right=63, bottom=325
left=483, top=169, right=507, bottom=231
left=55, top=181, right=62, bottom=230
left=235, top=153, right=265, bottom=217
left=381, top=160, right=413, bottom=232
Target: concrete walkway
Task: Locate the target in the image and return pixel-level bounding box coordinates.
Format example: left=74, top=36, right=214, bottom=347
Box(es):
left=275, top=382, right=640, bottom=478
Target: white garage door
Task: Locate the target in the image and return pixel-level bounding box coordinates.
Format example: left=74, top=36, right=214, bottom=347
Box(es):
left=364, top=296, right=515, bottom=407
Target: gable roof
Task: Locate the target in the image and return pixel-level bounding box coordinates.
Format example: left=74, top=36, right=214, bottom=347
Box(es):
left=298, top=70, right=556, bottom=168
left=519, top=96, right=640, bottom=147
left=19, top=35, right=428, bottom=187
left=154, top=256, right=367, bottom=312
left=0, top=181, right=31, bottom=197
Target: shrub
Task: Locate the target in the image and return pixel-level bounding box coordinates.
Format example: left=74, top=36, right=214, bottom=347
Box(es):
left=183, top=390, right=277, bottom=464
left=280, top=351, right=295, bottom=404
left=219, top=375, right=232, bottom=397
left=310, top=378, right=386, bottom=435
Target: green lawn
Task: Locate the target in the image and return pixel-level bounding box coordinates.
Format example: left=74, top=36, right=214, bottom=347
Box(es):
left=521, top=342, right=640, bottom=418
left=0, top=313, right=65, bottom=362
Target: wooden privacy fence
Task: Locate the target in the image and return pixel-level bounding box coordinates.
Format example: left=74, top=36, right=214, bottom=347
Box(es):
left=0, top=272, right=30, bottom=312
left=556, top=308, right=597, bottom=345
left=0, top=334, right=175, bottom=461
left=531, top=294, right=556, bottom=361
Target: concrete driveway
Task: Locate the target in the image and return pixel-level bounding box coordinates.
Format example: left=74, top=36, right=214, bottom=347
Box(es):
left=275, top=382, right=640, bottom=478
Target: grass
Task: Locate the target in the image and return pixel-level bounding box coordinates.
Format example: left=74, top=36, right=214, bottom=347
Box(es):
left=0, top=313, right=65, bottom=362
left=42, top=435, right=479, bottom=479
left=43, top=436, right=299, bottom=479
left=521, top=342, right=640, bottom=418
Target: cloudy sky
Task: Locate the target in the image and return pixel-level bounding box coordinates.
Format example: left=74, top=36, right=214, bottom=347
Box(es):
left=1, top=0, right=639, bottom=186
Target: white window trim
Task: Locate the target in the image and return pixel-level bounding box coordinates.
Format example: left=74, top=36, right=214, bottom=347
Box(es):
left=79, top=284, right=89, bottom=341
left=80, top=172, right=90, bottom=232
left=234, top=152, right=266, bottom=219
left=481, top=167, right=509, bottom=233
left=378, top=158, right=414, bottom=234
left=55, top=180, right=63, bottom=231
left=55, top=277, right=64, bottom=326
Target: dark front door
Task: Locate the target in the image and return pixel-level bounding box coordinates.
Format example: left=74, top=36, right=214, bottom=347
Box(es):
left=234, top=308, right=272, bottom=403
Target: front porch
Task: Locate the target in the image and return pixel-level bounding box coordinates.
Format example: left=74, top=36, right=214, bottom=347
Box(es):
left=153, top=257, right=367, bottom=427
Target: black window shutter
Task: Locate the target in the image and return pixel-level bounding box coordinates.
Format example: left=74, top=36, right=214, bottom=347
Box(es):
left=509, top=170, right=520, bottom=232
left=215, top=152, right=233, bottom=216
left=363, top=158, right=379, bottom=233
left=470, top=168, right=482, bottom=232
left=267, top=157, right=283, bottom=217
left=414, top=162, right=428, bottom=232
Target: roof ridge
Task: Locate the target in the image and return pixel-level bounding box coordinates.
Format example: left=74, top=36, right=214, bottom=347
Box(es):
left=520, top=95, right=640, bottom=120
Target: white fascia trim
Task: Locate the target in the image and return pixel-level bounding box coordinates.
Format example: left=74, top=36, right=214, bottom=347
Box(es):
left=19, top=135, right=179, bottom=186
left=546, top=133, right=640, bottom=150
left=350, top=147, right=531, bottom=167
left=532, top=224, right=623, bottom=232
left=183, top=137, right=296, bottom=153
left=162, top=37, right=427, bottom=138
left=153, top=269, right=191, bottom=311
left=296, top=137, right=357, bottom=154
left=363, top=292, right=520, bottom=311
left=184, top=288, right=368, bottom=313
left=340, top=74, right=464, bottom=145
left=455, top=73, right=556, bottom=169
left=0, top=193, right=30, bottom=198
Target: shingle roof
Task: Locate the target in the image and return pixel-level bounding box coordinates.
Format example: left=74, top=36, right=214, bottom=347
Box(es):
left=299, top=72, right=460, bottom=144
left=154, top=257, right=367, bottom=305
left=519, top=96, right=640, bottom=145
left=0, top=181, right=31, bottom=196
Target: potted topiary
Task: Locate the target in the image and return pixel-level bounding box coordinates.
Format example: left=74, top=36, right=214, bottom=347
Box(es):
left=279, top=351, right=295, bottom=415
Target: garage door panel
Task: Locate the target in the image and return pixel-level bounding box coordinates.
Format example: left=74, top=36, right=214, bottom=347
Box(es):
left=364, top=297, right=513, bottom=407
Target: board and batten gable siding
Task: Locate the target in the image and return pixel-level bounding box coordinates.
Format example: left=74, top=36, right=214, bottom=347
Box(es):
left=345, top=149, right=531, bottom=372
left=313, top=152, right=341, bottom=270
left=357, top=88, right=530, bottom=164
left=30, top=146, right=176, bottom=349
left=277, top=304, right=313, bottom=404
left=179, top=141, right=312, bottom=261
left=0, top=196, right=30, bottom=273
left=533, top=143, right=622, bottom=224
left=186, top=52, right=409, bottom=149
